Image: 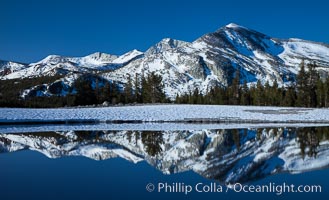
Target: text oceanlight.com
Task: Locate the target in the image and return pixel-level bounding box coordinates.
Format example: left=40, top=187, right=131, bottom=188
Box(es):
left=146, top=182, right=322, bottom=195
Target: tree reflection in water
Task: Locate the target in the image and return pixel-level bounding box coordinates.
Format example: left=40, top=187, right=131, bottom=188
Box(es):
left=1, top=126, right=329, bottom=183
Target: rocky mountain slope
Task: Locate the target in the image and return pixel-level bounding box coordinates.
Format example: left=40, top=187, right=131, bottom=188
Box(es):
left=1, top=23, right=329, bottom=99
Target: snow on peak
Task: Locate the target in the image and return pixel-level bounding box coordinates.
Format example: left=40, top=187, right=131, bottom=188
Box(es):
left=83, top=52, right=118, bottom=63
left=288, top=38, right=305, bottom=42
left=213, top=23, right=251, bottom=35
left=225, top=23, right=247, bottom=29
left=130, top=49, right=143, bottom=54
left=159, top=38, right=189, bottom=48
left=41, top=54, right=62, bottom=61
left=32, top=55, right=66, bottom=65
left=2, top=22, right=329, bottom=97
left=226, top=23, right=239, bottom=28
left=31, top=52, right=119, bottom=67
left=161, top=38, right=173, bottom=43
left=0, top=60, right=27, bottom=76
left=145, top=38, right=189, bottom=55
left=112, top=49, right=144, bottom=64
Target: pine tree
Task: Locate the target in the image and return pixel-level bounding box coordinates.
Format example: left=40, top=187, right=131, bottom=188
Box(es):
left=316, top=79, right=325, bottom=107
left=95, top=78, right=100, bottom=103
left=324, top=76, right=329, bottom=107
left=316, top=76, right=329, bottom=107
left=282, top=85, right=296, bottom=107
left=99, top=81, right=111, bottom=103
left=134, top=73, right=142, bottom=103
left=232, top=129, right=241, bottom=151
left=110, top=82, right=120, bottom=104
left=139, top=72, right=166, bottom=103
left=141, top=131, right=164, bottom=156
left=141, top=73, right=151, bottom=103
left=249, top=85, right=256, bottom=105
left=148, top=72, right=166, bottom=103
left=175, top=93, right=181, bottom=104
left=228, top=69, right=241, bottom=105
left=74, top=75, right=97, bottom=106
left=307, top=62, right=319, bottom=107
left=192, top=87, right=202, bottom=104
left=220, top=87, right=229, bottom=104
left=123, top=75, right=134, bottom=104
left=296, top=60, right=309, bottom=107
left=264, top=81, right=271, bottom=105
left=240, top=80, right=250, bottom=105
left=271, top=79, right=282, bottom=106
left=252, top=80, right=264, bottom=106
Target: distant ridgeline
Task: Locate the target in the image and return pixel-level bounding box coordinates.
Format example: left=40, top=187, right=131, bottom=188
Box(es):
left=0, top=61, right=329, bottom=108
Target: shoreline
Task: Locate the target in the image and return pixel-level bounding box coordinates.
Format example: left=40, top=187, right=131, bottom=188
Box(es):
left=1, top=104, right=329, bottom=125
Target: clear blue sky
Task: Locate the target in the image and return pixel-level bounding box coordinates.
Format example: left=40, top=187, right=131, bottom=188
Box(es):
left=1, top=0, right=328, bottom=63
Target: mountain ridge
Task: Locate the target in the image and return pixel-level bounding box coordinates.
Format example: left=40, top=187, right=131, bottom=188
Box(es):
left=1, top=23, right=329, bottom=99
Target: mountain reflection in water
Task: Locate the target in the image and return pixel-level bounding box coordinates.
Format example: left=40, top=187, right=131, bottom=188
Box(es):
left=1, top=127, right=329, bottom=184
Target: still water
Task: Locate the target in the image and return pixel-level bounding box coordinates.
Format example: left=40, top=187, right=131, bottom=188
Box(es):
left=1, top=126, right=329, bottom=200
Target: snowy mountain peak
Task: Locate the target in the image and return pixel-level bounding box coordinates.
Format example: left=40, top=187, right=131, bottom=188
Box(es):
left=112, top=49, right=144, bottom=64
left=1, top=23, right=329, bottom=100
left=145, top=38, right=190, bottom=55
left=159, top=38, right=188, bottom=46
left=225, top=23, right=245, bottom=29
left=130, top=49, right=143, bottom=54
left=221, top=23, right=253, bottom=34
left=161, top=38, right=173, bottom=43
left=220, top=23, right=265, bottom=39
left=34, top=55, right=64, bottom=65
left=32, top=52, right=118, bottom=67
left=84, top=52, right=118, bottom=63
left=0, top=60, right=28, bottom=76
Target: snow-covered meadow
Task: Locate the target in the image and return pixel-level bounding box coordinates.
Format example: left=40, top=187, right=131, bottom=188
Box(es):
left=1, top=105, right=329, bottom=123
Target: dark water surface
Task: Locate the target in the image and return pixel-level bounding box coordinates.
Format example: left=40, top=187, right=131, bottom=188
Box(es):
left=1, top=126, right=329, bottom=200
